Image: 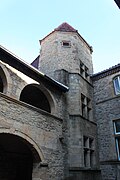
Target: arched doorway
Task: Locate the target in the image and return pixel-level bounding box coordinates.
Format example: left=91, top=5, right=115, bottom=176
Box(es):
left=20, top=84, right=51, bottom=113
left=0, top=133, right=40, bottom=180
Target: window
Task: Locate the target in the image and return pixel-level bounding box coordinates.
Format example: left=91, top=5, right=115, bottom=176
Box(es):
left=80, top=61, right=89, bottom=80
left=83, top=136, right=94, bottom=167
left=114, top=120, right=120, bottom=134
left=86, top=97, right=91, bottom=120
left=114, top=120, right=120, bottom=160
left=85, top=66, right=89, bottom=78
left=81, top=94, right=92, bottom=120
left=80, top=61, right=84, bottom=76
left=113, top=76, right=120, bottom=95
left=81, top=94, right=86, bottom=118
left=62, top=41, right=71, bottom=47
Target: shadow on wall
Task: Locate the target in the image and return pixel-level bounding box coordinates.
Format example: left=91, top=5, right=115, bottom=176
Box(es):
left=0, top=76, right=3, bottom=92
left=20, top=84, right=51, bottom=113
left=0, top=133, right=41, bottom=180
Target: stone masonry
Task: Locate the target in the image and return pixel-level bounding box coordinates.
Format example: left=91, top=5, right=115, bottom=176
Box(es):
left=0, top=22, right=120, bottom=179
left=93, top=70, right=120, bottom=180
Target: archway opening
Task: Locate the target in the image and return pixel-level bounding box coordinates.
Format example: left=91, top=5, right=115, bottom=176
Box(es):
left=0, top=133, right=40, bottom=180
left=0, top=76, right=3, bottom=92
left=0, top=65, right=8, bottom=93
left=20, top=84, right=51, bottom=113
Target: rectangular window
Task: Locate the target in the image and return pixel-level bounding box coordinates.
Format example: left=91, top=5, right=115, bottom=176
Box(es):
left=89, top=138, right=94, bottom=149
left=80, top=61, right=89, bottom=80
left=84, top=149, right=88, bottom=167
left=114, top=120, right=120, bottom=160
left=81, top=94, right=86, bottom=118
left=83, top=136, right=94, bottom=167
left=114, top=120, right=120, bottom=134
left=83, top=136, right=89, bottom=148
left=113, top=76, right=120, bottom=95
left=87, top=98, right=91, bottom=119
left=62, top=41, right=71, bottom=47
left=80, top=61, right=84, bottom=75
left=81, top=94, right=92, bottom=120
left=85, top=66, right=89, bottom=78
left=116, top=138, right=120, bottom=160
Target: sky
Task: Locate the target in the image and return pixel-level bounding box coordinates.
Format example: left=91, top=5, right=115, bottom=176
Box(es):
left=0, top=0, right=120, bottom=73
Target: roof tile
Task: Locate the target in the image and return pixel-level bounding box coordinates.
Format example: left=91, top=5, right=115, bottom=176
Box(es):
left=54, top=22, right=77, bottom=32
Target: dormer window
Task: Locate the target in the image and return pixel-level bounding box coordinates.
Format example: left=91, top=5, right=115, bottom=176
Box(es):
left=62, top=41, right=71, bottom=47
left=113, top=76, right=120, bottom=95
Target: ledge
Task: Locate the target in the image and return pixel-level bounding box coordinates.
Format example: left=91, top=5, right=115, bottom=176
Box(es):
left=69, top=72, right=93, bottom=87
left=69, top=114, right=97, bottom=126
left=69, top=167, right=101, bottom=172
left=100, top=160, right=120, bottom=165
left=95, top=94, right=120, bottom=105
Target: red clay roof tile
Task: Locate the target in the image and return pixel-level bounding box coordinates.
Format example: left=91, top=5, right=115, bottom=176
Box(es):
left=54, top=22, right=77, bottom=32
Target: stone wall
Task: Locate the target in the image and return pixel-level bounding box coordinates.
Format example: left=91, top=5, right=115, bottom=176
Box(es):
left=39, top=31, right=93, bottom=81
left=69, top=169, right=101, bottom=180
left=0, top=61, right=67, bottom=179
left=0, top=61, right=66, bottom=119
left=68, top=115, right=98, bottom=168
left=93, top=71, right=120, bottom=180
left=0, top=93, right=63, bottom=180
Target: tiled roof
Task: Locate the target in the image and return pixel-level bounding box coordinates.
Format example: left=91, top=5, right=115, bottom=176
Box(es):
left=92, top=63, right=120, bottom=81
left=54, top=22, right=77, bottom=32
left=40, top=22, right=92, bottom=53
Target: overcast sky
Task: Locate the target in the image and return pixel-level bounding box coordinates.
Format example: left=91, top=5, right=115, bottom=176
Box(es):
left=0, top=0, right=120, bottom=73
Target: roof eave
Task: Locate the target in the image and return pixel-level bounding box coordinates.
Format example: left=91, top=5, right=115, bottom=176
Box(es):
left=0, top=45, right=69, bottom=93
left=92, top=64, right=120, bottom=81
left=40, top=30, right=93, bottom=54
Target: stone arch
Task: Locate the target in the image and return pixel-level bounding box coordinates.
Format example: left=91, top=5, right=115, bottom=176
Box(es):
left=19, top=83, right=55, bottom=113
left=0, top=130, right=45, bottom=180
left=0, top=63, right=12, bottom=95
left=0, top=128, right=44, bottom=163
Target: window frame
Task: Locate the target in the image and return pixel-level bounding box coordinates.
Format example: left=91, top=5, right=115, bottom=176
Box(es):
left=113, top=120, right=120, bottom=160
left=114, top=120, right=120, bottom=135
left=83, top=136, right=95, bottom=167
left=116, top=138, right=120, bottom=161
left=61, top=41, right=71, bottom=48
left=81, top=93, right=92, bottom=120
left=80, top=60, right=90, bottom=80
left=113, top=76, right=120, bottom=95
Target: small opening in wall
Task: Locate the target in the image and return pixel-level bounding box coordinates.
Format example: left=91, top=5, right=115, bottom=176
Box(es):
left=62, top=41, right=71, bottom=47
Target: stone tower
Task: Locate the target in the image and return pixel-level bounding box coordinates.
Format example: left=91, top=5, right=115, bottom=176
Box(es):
left=39, top=23, right=100, bottom=179
left=39, top=22, right=93, bottom=83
